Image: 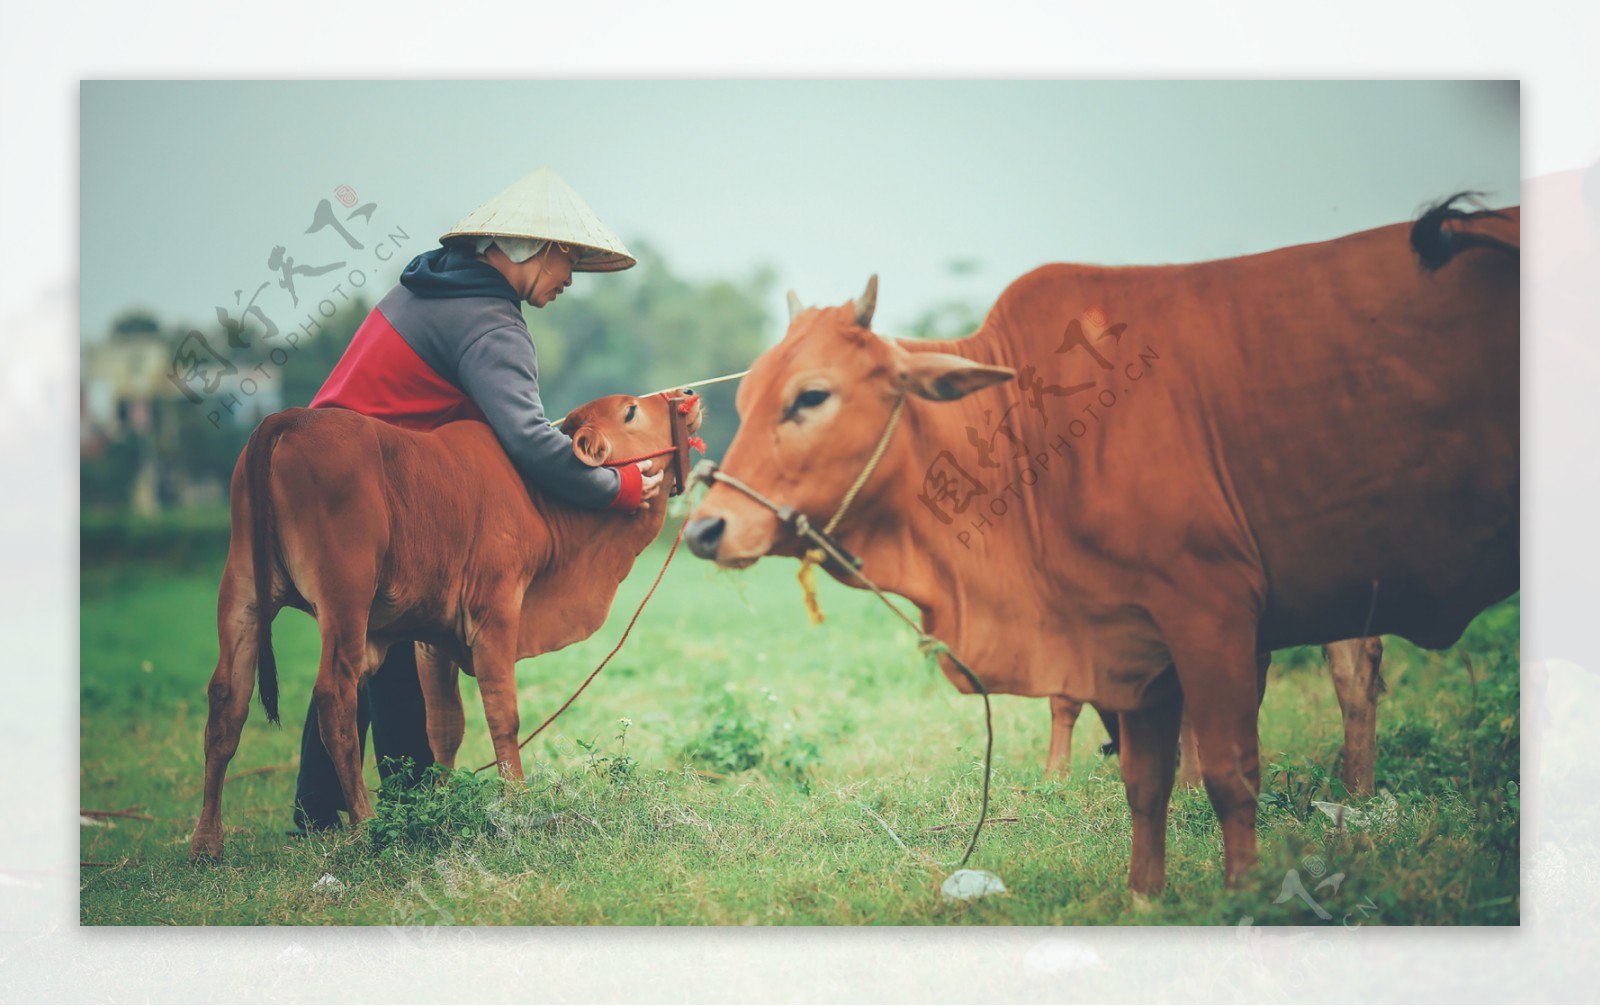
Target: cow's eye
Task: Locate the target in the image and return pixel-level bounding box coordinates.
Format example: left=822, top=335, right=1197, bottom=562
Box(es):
left=625, top=404, right=637, bottom=422
left=784, top=389, right=831, bottom=422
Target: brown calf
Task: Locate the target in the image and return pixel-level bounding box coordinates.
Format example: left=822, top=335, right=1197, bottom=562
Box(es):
left=190, top=393, right=702, bottom=861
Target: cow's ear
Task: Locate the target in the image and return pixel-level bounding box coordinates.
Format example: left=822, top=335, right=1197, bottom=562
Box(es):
left=571, top=425, right=612, bottom=467
left=899, top=352, right=1016, bottom=402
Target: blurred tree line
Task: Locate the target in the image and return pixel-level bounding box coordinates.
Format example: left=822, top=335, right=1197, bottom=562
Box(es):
left=80, top=241, right=777, bottom=526
left=522, top=239, right=774, bottom=458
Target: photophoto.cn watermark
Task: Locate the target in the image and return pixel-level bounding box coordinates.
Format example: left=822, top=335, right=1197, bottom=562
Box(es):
left=915, top=306, right=1161, bottom=549
left=164, top=184, right=411, bottom=428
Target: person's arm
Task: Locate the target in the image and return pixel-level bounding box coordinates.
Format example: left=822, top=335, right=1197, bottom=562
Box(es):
left=454, top=325, right=642, bottom=511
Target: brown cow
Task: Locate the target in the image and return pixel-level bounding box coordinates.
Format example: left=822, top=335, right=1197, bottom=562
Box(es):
left=190, top=392, right=704, bottom=862
left=1048, top=637, right=1384, bottom=795
left=686, top=197, right=1516, bottom=892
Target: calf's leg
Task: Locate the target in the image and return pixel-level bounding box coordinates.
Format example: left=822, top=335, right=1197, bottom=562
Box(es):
left=416, top=643, right=466, bottom=770
left=311, top=611, right=378, bottom=825
left=469, top=616, right=525, bottom=782
left=191, top=569, right=262, bottom=862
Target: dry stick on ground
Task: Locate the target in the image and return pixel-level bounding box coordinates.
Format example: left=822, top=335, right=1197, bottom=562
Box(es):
left=921, top=817, right=1019, bottom=834
left=860, top=806, right=909, bottom=851
left=80, top=808, right=155, bottom=821
left=79, top=858, right=130, bottom=892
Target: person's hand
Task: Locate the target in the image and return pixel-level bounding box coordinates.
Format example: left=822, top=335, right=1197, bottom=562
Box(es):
left=636, top=462, right=665, bottom=511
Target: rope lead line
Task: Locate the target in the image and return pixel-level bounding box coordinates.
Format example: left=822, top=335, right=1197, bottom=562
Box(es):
left=799, top=516, right=993, bottom=869
left=547, top=369, right=751, bottom=429
left=689, top=392, right=995, bottom=868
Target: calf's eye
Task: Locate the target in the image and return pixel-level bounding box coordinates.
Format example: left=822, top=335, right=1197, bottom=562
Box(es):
left=625, top=404, right=637, bottom=422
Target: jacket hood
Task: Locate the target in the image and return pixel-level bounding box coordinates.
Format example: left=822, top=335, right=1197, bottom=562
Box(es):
left=400, top=243, right=522, bottom=302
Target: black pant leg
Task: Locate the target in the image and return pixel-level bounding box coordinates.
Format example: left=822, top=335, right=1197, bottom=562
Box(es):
left=292, top=683, right=371, bottom=831
left=368, top=642, right=436, bottom=787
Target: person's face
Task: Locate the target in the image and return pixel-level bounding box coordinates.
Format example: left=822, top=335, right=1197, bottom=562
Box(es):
left=523, top=244, right=578, bottom=308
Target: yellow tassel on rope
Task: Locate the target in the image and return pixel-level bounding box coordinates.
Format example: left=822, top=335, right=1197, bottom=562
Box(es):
left=798, top=548, right=827, bottom=624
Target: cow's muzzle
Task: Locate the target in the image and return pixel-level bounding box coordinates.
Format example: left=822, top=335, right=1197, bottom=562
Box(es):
left=684, top=516, right=725, bottom=560
left=688, top=459, right=864, bottom=571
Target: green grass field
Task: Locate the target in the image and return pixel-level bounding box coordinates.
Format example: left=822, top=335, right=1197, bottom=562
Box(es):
left=79, top=529, right=1520, bottom=925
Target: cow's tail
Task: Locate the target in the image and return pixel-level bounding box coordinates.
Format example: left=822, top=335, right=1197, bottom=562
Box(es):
left=1410, top=191, right=1520, bottom=272
left=243, top=410, right=302, bottom=725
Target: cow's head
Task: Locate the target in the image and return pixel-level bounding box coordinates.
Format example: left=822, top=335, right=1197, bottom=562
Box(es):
left=687, top=275, right=1013, bottom=566
left=560, top=391, right=706, bottom=494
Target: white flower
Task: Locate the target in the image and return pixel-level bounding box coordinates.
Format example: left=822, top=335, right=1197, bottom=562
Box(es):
left=619, top=717, right=633, bottom=728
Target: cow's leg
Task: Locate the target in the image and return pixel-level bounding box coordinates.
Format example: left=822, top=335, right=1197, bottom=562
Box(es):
left=1177, top=651, right=1268, bottom=788
left=1045, top=697, right=1082, bottom=777
left=415, top=642, right=466, bottom=770
left=1118, top=678, right=1184, bottom=896
left=311, top=612, right=378, bottom=825
left=469, top=616, right=525, bottom=782
left=1325, top=637, right=1383, bottom=796
left=191, top=567, right=262, bottom=862
left=1177, top=714, right=1202, bottom=788
left=1170, top=625, right=1266, bottom=890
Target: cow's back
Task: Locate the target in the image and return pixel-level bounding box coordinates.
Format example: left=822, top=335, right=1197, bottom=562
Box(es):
left=975, top=212, right=1517, bottom=655
left=262, top=409, right=544, bottom=640
left=1187, top=214, right=1518, bottom=649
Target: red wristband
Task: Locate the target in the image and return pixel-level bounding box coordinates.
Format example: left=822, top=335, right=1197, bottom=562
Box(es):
left=607, top=463, right=644, bottom=512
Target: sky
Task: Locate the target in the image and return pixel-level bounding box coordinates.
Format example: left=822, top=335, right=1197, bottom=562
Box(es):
left=80, top=80, right=1520, bottom=346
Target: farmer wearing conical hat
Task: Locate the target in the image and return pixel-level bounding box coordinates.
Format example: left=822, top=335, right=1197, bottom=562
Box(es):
left=290, top=168, right=662, bottom=834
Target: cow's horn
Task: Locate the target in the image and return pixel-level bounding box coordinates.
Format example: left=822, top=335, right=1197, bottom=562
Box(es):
left=787, top=290, right=805, bottom=322
left=854, top=274, right=878, bottom=328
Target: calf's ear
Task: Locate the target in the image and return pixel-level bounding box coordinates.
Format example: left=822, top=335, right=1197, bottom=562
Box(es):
left=899, top=352, right=1016, bottom=402
left=571, top=425, right=612, bottom=466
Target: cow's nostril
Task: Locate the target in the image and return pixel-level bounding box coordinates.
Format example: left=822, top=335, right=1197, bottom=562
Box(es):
left=685, top=516, right=726, bottom=560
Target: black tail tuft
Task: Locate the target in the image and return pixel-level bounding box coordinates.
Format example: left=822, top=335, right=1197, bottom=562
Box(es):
left=1411, top=191, right=1519, bottom=272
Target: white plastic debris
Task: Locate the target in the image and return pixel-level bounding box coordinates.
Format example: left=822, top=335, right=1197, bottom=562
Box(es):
left=313, top=873, right=345, bottom=896
left=941, top=868, right=1008, bottom=902
left=1312, top=800, right=1369, bottom=829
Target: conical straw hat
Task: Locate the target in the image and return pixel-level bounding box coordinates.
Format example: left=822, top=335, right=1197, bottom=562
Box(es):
left=439, top=167, right=636, bottom=273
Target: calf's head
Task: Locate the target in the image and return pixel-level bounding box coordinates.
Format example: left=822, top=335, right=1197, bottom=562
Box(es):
left=687, top=275, right=1013, bottom=567
left=560, top=390, right=706, bottom=494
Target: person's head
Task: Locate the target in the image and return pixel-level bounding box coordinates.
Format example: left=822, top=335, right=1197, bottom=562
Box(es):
left=479, top=240, right=579, bottom=308
left=439, top=167, right=636, bottom=304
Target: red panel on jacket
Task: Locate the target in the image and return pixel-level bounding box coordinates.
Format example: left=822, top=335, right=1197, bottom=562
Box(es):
left=310, top=307, right=486, bottom=431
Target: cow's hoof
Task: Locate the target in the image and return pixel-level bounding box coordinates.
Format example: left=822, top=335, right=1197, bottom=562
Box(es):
left=189, top=833, right=224, bottom=864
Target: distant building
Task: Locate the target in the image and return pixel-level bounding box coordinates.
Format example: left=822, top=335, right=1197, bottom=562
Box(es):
left=81, top=315, right=274, bottom=513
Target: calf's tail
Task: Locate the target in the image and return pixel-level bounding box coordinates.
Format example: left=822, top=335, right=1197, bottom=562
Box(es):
left=1410, top=191, right=1520, bottom=271
left=243, top=410, right=303, bottom=724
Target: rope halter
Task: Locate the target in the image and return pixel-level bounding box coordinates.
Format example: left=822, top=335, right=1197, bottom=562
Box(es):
left=690, top=392, right=907, bottom=580
left=599, top=391, right=707, bottom=497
